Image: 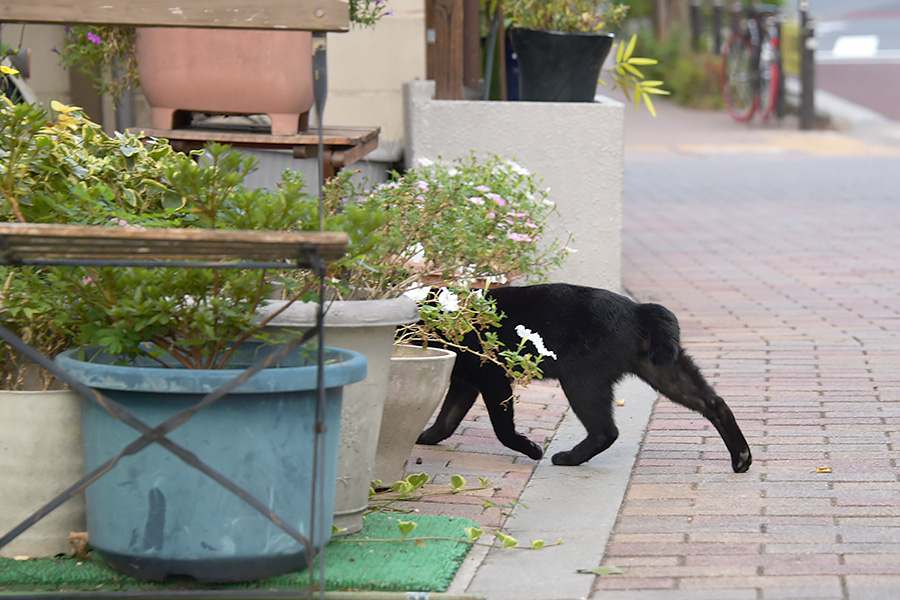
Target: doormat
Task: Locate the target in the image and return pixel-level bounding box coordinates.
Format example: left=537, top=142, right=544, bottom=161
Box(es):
left=0, top=513, right=476, bottom=594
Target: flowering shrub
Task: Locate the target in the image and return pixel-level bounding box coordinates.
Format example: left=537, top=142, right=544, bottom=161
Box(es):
left=293, top=153, right=573, bottom=388
left=319, top=153, right=570, bottom=300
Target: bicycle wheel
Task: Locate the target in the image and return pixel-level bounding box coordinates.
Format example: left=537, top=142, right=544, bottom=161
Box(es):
left=756, top=34, right=780, bottom=121
left=721, top=32, right=757, bottom=123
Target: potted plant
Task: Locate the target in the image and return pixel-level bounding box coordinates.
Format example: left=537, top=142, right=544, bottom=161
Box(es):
left=263, top=153, right=572, bottom=495
left=55, top=0, right=392, bottom=133
left=505, top=0, right=668, bottom=111
left=0, top=99, right=367, bottom=581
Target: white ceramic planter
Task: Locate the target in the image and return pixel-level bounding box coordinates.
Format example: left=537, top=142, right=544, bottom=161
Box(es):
left=0, top=389, right=85, bottom=558
left=259, top=297, right=419, bottom=535
left=372, top=345, right=456, bottom=486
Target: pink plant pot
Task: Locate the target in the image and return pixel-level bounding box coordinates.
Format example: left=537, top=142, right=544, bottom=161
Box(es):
left=136, top=27, right=314, bottom=135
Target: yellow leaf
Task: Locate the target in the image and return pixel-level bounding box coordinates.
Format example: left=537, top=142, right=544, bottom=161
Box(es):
left=623, top=63, right=644, bottom=78
left=616, top=39, right=626, bottom=64
left=815, top=465, right=832, bottom=473
left=623, top=34, right=637, bottom=61
left=50, top=100, right=83, bottom=114
left=643, top=93, right=657, bottom=117
left=643, top=87, right=671, bottom=96
left=615, top=398, right=626, bottom=406
left=627, top=57, right=658, bottom=66
left=641, top=80, right=666, bottom=88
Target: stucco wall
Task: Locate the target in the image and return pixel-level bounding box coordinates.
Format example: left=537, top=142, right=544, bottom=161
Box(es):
left=404, top=80, right=624, bottom=292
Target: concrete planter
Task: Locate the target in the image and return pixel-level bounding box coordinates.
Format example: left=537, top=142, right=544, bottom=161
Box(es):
left=0, top=389, right=85, bottom=558
left=372, top=345, right=456, bottom=486
left=403, top=80, right=625, bottom=291
left=259, top=296, right=420, bottom=535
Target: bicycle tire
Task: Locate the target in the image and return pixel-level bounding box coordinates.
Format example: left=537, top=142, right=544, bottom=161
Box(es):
left=756, top=34, right=780, bottom=121
left=721, top=32, right=757, bottom=123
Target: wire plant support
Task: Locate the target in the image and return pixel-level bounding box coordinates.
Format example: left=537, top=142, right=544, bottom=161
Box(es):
left=0, top=34, right=341, bottom=593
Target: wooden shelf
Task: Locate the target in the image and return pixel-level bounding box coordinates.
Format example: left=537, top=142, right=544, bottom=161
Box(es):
left=134, top=125, right=381, bottom=178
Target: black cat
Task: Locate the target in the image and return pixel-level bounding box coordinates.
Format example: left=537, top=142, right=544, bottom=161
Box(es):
left=417, top=283, right=752, bottom=473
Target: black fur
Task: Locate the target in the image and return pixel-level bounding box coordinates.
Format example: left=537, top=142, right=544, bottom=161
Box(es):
left=417, top=283, right=752, bottom=473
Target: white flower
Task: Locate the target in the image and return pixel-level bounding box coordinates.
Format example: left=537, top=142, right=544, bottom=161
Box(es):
left=515, top=324, right=557, bottom=360
left=504, top=160, right=530, bottom=176
left=403, top=285, right=433, bottom=303
left=564, top=246, right=579, bottom=254
left=437, top=288, right=460, bottom=312
left=415, top=157, right=435, bottom=168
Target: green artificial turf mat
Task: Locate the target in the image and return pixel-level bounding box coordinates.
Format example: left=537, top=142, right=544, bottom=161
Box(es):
left=0, top=513, right=476, bottom=594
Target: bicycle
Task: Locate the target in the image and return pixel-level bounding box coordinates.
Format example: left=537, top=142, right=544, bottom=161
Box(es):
left=720, top=2, right=782, bottom=123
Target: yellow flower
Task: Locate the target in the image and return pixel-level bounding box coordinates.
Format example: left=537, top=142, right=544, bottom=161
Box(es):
left=0, top=65, right=20, bottom=77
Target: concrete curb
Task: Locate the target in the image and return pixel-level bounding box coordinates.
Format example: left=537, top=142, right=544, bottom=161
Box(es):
left=452, top=376, right=658, bottom=600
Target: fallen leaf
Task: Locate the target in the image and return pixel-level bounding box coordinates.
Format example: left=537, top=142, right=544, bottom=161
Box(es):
left=814, top=466, right=832, bottom=473
left=577, top=566, right=624, bottom=576
left=615, top=398, right=626, bottom=406
left=13, top=556, right=29, bottom=561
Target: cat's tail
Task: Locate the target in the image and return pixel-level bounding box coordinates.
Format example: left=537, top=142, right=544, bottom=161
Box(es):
left=635, top=302, right=681, bottom=366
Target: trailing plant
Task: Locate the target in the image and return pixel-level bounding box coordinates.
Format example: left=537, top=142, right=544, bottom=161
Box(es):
left=54, top=1, right=393, bottom=99
left=360, top=472, right=560, bottom=550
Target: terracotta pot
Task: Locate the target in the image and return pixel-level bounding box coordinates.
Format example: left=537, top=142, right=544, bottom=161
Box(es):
left=136, top=27, right=314, bottom=135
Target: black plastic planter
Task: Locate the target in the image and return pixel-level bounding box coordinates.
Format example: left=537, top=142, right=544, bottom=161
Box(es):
left=510, top=28, right=615, bottom=102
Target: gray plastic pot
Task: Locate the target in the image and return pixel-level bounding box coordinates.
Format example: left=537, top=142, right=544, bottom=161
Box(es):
left=56, top=342, right=366, bottom=583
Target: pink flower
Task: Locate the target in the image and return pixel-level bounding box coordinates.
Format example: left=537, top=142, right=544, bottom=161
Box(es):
left=467, top=196, right=485, bottom=205
left=87, top=32, right=104, bottom=44
left=475, top=185, right=491, bottom=192
left=485, top=192, right=505, bottom=206
left=507, top=232, right=534, bottom=242
left=417, top=181, right=429, bottom=191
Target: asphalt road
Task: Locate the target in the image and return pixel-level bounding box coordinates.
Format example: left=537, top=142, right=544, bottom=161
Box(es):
left=785, top=0, right=900, bottom=119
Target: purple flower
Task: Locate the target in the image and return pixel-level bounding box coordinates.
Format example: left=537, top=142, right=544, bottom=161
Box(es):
left=87, top=32, right=104, bottom=45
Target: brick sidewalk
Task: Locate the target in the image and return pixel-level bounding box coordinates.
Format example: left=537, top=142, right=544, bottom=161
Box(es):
left=595, top=149, right=900, bottom=599
left=383, top=380, right=569, bottom=531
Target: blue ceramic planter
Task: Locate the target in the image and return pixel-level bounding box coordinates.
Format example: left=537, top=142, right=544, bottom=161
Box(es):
left=55, top=343, right=366, bottom=583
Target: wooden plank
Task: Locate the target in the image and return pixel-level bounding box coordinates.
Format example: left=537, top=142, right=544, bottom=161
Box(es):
left=433, top=0, right=464, bottom=100
left=0, top=0, right=350, bottom=32
left=0, top=224, right=348, bottom=263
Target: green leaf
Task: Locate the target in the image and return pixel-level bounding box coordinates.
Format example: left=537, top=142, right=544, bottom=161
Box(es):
left=496, top=533, right=518, bottom=548
left=397, top=520, right=418, bottom=539
left=450, top=474, right=466, bottom=490
left=577, top=566, right=624, bottom=576
left=531, top=539, right=545, bottom=549
left=465, top=526, right=484, bottom=542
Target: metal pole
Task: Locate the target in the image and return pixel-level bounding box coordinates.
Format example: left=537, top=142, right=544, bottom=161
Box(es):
left=690, top=0, right=703, bottom=51
left=799, top=0, right=816, bottom=129
left=712, top=0, right=723, bottom=53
